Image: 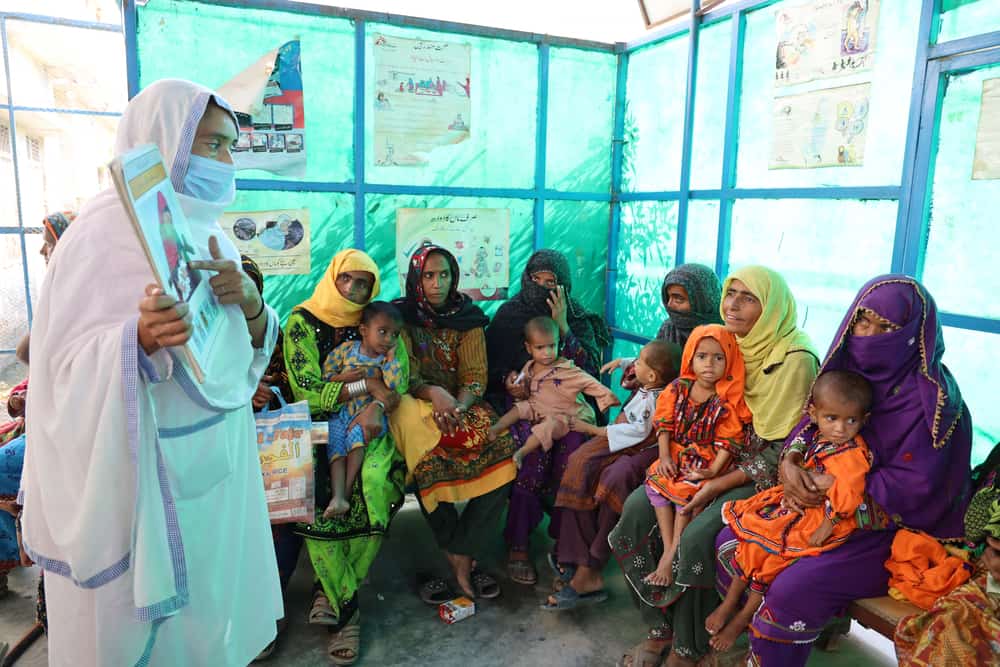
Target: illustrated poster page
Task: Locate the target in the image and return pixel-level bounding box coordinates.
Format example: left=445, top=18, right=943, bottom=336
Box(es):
left=220, top=208, right=310, bottom=275
left=218, top=40, right=306, bottom=177
left=775, top=0, right=880, bottom=87
left=770, top=82, right=871, bottom=169
left=373, top=34, right=471, bottom=166
left=973, top=78, right=1000, bottom=180
left=396, top=208, right=510, bottom=301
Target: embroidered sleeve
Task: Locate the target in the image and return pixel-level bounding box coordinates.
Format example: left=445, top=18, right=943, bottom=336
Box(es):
left=284, top=311, right=342, bottom=418
left=560, top=330, right=597, bottom=376
left=457, top=328, right=488, bottom=399
left=823, top=438, right=873, bottom=520
left=653, top=381, right=679, bottom=435
left=781, top=430, right=812, bottom=459
left=713, top=402, right=746, bottom=456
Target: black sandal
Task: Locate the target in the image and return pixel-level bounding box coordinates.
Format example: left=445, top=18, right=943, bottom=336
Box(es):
left=419, top=577, right=454, bottom=605
left=470, top=570, right=501, bottom=599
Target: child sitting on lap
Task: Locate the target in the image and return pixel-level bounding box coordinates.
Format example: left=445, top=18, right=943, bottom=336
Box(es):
left=644, top=324, right=752, bottom=587
left=488, top=316, right=619, bottom=468
left=707, top=370, right=873, bottom=651
left=321, top=301, right=404, bottom=519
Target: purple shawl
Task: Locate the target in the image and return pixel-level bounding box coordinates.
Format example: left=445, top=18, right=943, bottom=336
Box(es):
left=789, top=275, right=971, bottom=539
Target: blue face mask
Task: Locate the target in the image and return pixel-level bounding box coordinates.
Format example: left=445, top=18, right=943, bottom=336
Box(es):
left=182, top=154, right=236, bottom=204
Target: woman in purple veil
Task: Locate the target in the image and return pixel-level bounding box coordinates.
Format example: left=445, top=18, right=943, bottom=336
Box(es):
left=714, top=275, right=973, bottom=666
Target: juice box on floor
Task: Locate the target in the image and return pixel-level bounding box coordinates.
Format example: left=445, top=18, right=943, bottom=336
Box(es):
left=439, top=596, right=476, bottom=624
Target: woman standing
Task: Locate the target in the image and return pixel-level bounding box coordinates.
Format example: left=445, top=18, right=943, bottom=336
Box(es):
left=485, top=249, right=611, bottom=585
left=390, top=243, right=517, bottom=601
left=283, top=249, right=405, bottom=665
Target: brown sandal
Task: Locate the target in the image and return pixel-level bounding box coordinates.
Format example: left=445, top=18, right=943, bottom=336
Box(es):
left=507, top=557, right=538, bottom=585
left=328, top=612, right=361, bottom=666
left=309, top=591, right=338, bottom=625
left=616, top=639, right=669, bottom=667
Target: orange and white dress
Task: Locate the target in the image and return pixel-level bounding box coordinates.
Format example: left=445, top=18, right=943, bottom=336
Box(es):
left=721, top=426, right=872, bottom=593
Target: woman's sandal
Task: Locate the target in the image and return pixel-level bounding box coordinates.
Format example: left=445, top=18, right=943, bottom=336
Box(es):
left=327, top=612, right=361, bottom=666
left=615, top=639, right=669, bottom=667
left=419, top=577, right=454, bottom=605
left=507, top=557, right=538, bottom=586
left=309, top=591, right=339, bottom=625
left=540, top=584, right=608, bottom=611
left=471, top=570, right=501, bottom=599
left=547, top=552, right=576, bottom=590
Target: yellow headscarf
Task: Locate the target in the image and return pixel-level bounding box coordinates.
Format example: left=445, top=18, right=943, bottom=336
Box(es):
left=722, top=266, right=818, bottom=440
left=296, top=249, right=381, bottom=328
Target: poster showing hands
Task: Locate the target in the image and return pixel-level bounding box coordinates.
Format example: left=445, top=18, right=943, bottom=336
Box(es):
left=770, top=82, right=870, bottom=169
left=775, top=0, right=880, bottom=87
left=396, top=208, right=510, bottom=301
left=373, top=34, right=472, bottom=166
left=221, top=209, right=311, bottom=275
left=218, top=40, right=306, bottom=177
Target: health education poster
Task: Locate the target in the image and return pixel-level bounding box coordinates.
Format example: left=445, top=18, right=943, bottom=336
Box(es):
left=220, top=208, right=311, bottom=275
left=396, top=208, right=510, bottom=301
left=219, top=40, right=306, bottom=177
left=775, top=0, right=880, bottom=87
left=372, top=34, right=472, bottom=166
left=973, top=78, right=1000, bottom=180
left=770, top=82, right=871, bottom=169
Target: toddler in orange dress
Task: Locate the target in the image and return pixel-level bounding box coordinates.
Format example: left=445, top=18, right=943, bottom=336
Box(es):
left=706, top=369, right=873, bottom=651
left=643, top=324, right=752, bottom=586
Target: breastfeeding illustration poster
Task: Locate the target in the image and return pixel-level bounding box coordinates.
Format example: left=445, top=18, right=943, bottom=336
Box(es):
left=372, top=34, right=472, bottom=166
left=396, top=208, right=510, bottom=301
left=220, top=208, right=310, bottom=275
left=770, top=82, right=870, bottom=169
left=218, top=40, right=306, bottom=177
left=775, top=0, right=880, bottom=87
left=973, top=78, right=1000, bottom=180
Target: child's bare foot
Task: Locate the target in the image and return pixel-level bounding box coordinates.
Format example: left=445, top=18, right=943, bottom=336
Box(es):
left=322, top=497, right=350, bottom=519
left=643, top=552, right=674, bottom=586
left=708, top=619, right=745, bottom=652
left=705, top=597, right=738, bottom=635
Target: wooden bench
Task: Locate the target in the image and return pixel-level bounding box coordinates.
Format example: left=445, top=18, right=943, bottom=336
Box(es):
left=847, top=595, right=921, bottom=639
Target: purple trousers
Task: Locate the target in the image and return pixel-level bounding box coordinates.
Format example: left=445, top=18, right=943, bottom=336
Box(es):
left=503, top=420, right=587, bottom=551
left=715, top=525, right=894, bottom=666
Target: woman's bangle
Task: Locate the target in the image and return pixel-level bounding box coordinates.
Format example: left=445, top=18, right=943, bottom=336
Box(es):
left=245, top=299, right=266, bottom=321
left=373, top=399, right=387, bottom=412
left=346, top=379, right=368, bottom=398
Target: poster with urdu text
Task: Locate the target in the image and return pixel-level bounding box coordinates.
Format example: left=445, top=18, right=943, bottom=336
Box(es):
left=220, top=208, right=310, bottom=275
left=770, top=82, right=871, bottom=169
left=219, top=40, right=306, bottom=177
left=373, top=34, right=471, bottom=166
left=973, top=78, right=1000, bottom=180
left=775, top=0, right=880, bottom=87
left=396, top=208, right=510, bottom=301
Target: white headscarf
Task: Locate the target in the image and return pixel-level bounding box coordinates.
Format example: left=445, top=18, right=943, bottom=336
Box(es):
left=22, top=80, right=274, bottom=620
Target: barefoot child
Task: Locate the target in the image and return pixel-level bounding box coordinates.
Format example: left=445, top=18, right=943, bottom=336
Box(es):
left=643, top=324, right=752, bottom=587
left=321, top=301, right=404, bottom=518
left=706, top=370, right=873, bottom=651
left=488, top=316, right=619, bottom=468
left=573, top=339, right=678, bottom=453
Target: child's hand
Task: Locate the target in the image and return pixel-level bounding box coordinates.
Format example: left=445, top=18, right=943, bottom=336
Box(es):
left=655, top=455, right=677, bottom=478
left=331, top=368, right=366, bottom=384
left=512, top=448, right=526, bottom=470
left=685, top=468, right=714, bottom=481
left=809, top=519, right=834, bottom=547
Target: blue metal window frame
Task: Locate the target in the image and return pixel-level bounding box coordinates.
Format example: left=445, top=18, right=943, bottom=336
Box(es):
left=0, top=10, right=123, bottom=356
left=5, top=0, right=998, bottom=358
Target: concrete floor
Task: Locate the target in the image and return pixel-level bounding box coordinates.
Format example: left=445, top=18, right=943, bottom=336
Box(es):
left=0, top=497, right=899, bottom=666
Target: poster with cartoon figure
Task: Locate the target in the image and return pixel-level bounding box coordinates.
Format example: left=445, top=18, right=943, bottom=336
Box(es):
left=220, top=208, right=311, bottom=275
left=775, top=0, right=880, bottom=87
left=770, top=82, right=870, bottom=169
left=373, top=34, right=471, bottom=166
left=396, top=208, right=510, bottom=300
left=219, top=40, right=306, bottom=177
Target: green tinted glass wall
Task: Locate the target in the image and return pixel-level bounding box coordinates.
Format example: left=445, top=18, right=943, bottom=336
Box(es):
left=543, top=200, right=611, bottom=316
left=614, top=201, right=678, bottom=338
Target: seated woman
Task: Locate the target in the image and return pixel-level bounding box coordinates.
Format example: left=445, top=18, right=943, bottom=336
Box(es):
left=283, top=249, right=405, bottom=666
left=485, top=249, right=610, bottom=585
left=714, top=275, right=972, bottom=666
left=895, top=443, right=1000, bottom=666
left=390, top=243, right=517, bottom=601
left=604, top=263, right=722, bottom=389
left=610, top=266, right=818, bottom=667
